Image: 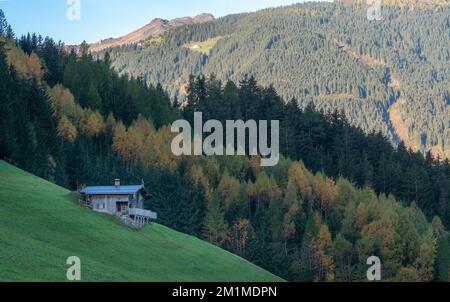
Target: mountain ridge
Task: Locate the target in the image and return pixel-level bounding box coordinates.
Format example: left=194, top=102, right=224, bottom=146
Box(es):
left=68, top=13, right=215, bottom=53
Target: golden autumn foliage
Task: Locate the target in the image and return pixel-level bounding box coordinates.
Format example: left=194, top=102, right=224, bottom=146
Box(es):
left=361, top=219, right=403, bottom=272
left=85, top=111, right=105, bottom=137
left=312, top=172, right=338, bottom=215
left=142, top=125, right=179, bottom=171
left=6, top=42, right=43, bottom=80
left=112, top=122, right=131, bottom=161
left=48, top=84, right=108, bottom=144
left=6, top=42, right=28, bottom=76
left=47, top=84, right=76, bottom=119
left=312, top=224, right=335, bottom=282
left=355, top=202, right=369, bottom=230
left=111, top=117, right=180, bottom=171
left=246, top=172, right=282, bottom=209
left=27, top=52, right=44, bottom=80
left=283, top=182, right=300, bottom=209
left=201, top=158, right=221, bottom=185
left=218, top=171, right=241, bottom=210
left=228, top=219, right=251, bottom=256
left=48, top=83, right=108, bottom=142
left=189, top=164, right=212, bottom=201
left=395, top=267, right=421, bottom=282
left=283, top=212, right=296, bottom=241
left=287, top=162, right=339, bottom=219
left=414, top=238, right=437, bottom=282
left=288, top=161, right=314, bottom=204
left=432, top=216, right=445, bottom=239
left=57, top=116, right=77, bottom=143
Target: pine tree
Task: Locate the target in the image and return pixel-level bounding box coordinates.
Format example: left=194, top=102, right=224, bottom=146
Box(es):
left=203, top=193, right=229, bottom=246
left=0, top=38, right=15, bottom=159
left=435, top=234, right=450, bottom=282
left=0, top=10, right=7, bottom=36
left=85, top=84, right=102, bottom=110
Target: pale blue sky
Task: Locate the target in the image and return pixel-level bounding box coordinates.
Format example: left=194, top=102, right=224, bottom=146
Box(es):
left=0, top=0, right=312, bottom=44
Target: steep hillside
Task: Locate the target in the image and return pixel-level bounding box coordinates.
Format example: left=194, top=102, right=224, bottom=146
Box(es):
left=0, top=161, right=282, bottom=282
left=103, top=2, right=450, bottom=158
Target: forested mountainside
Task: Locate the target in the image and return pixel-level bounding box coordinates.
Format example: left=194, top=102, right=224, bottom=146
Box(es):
left=102, top=2, right=450, bottom=158
left=1, top=9, right=450, bottom=282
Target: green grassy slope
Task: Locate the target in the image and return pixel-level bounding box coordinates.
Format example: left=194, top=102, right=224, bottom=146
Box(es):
left=186, top=36, right=224, bottom=55
left=0, top=161, right=282, bottom=282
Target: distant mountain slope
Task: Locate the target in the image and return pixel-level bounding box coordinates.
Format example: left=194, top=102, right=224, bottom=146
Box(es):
left=71, top=13, right=214, bottom=53
left=0, top=161, right=282, bottom=282
left=101, top=2, right=450, bottom=158
left=337, top=0, right=449, bottom=5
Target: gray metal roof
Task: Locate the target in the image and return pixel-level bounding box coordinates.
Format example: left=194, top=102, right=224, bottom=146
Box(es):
left=80, top=185, right=144, bottom=195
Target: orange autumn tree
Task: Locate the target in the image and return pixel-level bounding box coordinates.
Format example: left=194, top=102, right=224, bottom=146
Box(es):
left=312, top=224, right=336, bottom=282
left=112, top=122, right=132, bottom=163
left=228, top=218, right=251, bottom=256
left=112, top=116, right=180, bottom=171
left=217, top=171, right=241, bottom=211
left=47, top=84, right=76, bottom=119
left=6, top=42, right=43, bottom=80
left=85, top=110, right=105, bottom=137
left=287, top=161, right=314, bottom=206
left=249, top=172, right=282, bottom=210
left=312, top=172, right=338, bottom=222
left=57, top=116, right=77, bottom=143
left=27, top=52, right=44, bottom=80
left=188, top=164, right=213, bottom=201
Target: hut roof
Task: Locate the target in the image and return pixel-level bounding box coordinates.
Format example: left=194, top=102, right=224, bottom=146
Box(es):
left=80, top=185, right=144, bottom=195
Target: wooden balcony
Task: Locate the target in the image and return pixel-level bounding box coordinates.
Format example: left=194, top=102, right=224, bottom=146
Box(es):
left=129, top=208, right=157, bottom=220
